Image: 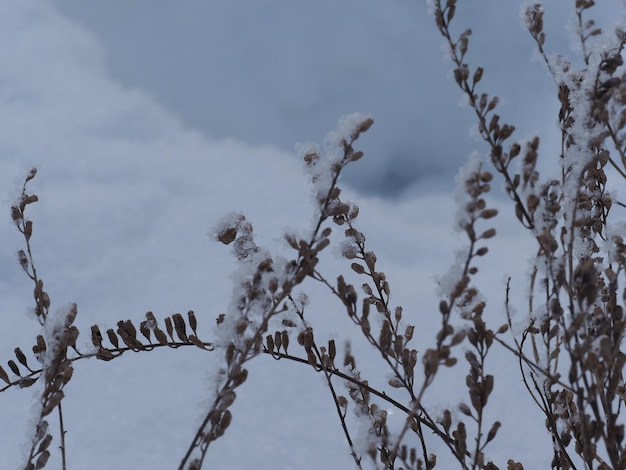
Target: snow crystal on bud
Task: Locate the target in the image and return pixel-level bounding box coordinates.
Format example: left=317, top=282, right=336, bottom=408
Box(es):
left=519, top=2, right=543, bottom=31
left=326, top=113, right=374, bottom=148
left=40, top=303, right=77, bottom=368
left=42, top=303, right=76, bottom=338
left=294, top=292, right=309, bottom=307
left=605, top=221, right=626, bottom=263
left=425, top=0, right=437, bottom=15
left=210, top=212, right=246, bottom=243
left=337, top=239, right=359, bottom=260
left=296, top=114, right=373, bottom=231
left=215, top=213, right=261, bottom=263
left=436, top=249, right=468, bottom=298
left=296, top=140, right=333, bottom=196
left=295, top=142, right=320, bottom=162
left=352, top=412, right=380, bottom=459
left=435, top=153, right=486, bottom=299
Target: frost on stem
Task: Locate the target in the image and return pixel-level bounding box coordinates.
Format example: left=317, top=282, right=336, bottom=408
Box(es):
left=453, top=152, right=485, bottom=233
left=212, top=212, right=258, bottom=262
left=438, top=152, right=495, bottom=304
left=24, top=303, right=78, bottom=470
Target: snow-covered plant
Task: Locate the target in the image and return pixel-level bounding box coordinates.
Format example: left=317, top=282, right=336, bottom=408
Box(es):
left=3, top=1, right=626, bottom=469
left=430, top=0, right=626, bottom=467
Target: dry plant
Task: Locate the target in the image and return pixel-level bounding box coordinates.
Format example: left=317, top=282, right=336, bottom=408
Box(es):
left=3, top=1, right=626, bottom=468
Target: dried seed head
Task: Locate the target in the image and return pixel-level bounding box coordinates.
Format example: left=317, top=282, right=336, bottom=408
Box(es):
left=20, top=194, right=39, bottom=211
left=139, top=321, right=151, bottom=342
left=273, top=331, right=282, bottom=352
left=165, top=317, right=175, bottom=341
left=225, top=343, right=236, bottom=365
left=34, top=450, right=50, bottom=469
left=172, top=313, right=188, bottom=342
left=480, top=228, right=496, bottom=239
left=14, top=348, right=29, bottom=369
left=154, top=327, right=168, bottom=345
left=17, top=250, right=29, bottom=271
left=90, top=326, right=103, bottom=349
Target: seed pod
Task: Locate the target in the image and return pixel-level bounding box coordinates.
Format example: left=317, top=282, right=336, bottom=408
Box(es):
left=8, top=360, right=20, bottom=376
left=404, top=325, right=415, bottom=342
left=232, top=369, right=248, bottom=387
left=145, top=311, right=157, bottom=325
left=14, top=348, right=30, bottom=370
left=351, top=263, right=365, bottom=274
left=379, top=320, right=392, bottom=353
left=486, top=420, right=501, bottom=444
left=274, top=331, right=282, bottom=352
left=17, top=250, right=29, bottom=271
left=172, top=313, right=188, bottom=342
left=165, top=317, right=174, bottom=342
left=281, top=330, right=289, bottom=354
left=37, top=434, right=52, bottom=454
left=0, top=366, right=10, bottom=384
left=35, top=450, right=50, bottom=470
left=189, top=335, right=209, bottom=350
left=328, top=340, right=336, bottom=363
left=154, top=327, right=168, bottom=345
left=139, top=321, right=151, bottom=343
left=90, top=325, right=103, bottom=349
left=106, top=329, right=119, bottom=349
left=123, top=320, right=137, bottom=339
left=116, top=327, right=137, bottom=350
left=42, top=391, right=64, bottom=417
left=188, top=310, right=198, bottom=335
left=96, top=349, right=115, bottom=361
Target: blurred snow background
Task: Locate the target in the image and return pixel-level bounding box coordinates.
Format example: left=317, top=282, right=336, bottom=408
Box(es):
left=0, top=1, right=621, bottom=468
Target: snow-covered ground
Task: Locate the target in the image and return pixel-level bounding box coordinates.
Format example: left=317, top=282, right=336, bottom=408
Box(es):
left=0, top=2, right=621, bottom=468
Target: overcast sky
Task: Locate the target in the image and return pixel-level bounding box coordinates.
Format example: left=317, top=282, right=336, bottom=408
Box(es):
left=46, top=0, right=623, bottom=196
left=0, top=1, right=624, bottom=469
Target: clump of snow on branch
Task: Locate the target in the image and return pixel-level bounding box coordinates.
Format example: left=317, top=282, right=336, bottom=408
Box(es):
left=437, top=158, right=476, bottom=296
left=297, top=113, right=372, bottom=186
left=337, top=238, right=359, bottom=260
left=326, top=112, right=374, bottom=149
left=453, top=151, right=484, bottom=232
left=605, top=221, right=626, bottom=264
left=436, top=152, right=489, bottom=315
left=40, top=303, right=77, bottom=370
left=519, top=2, right=543, bottom=31
left=436, top=249, right=468, bottom=299
left=296, top=113, right=373, bottom=235
left=295, top=139, right=334, bottom=205
left=544, top=20, right=626, bottom=259
left=211, top=212, right=273, bottom=345
left=211, top=212, right=258, bottom=262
